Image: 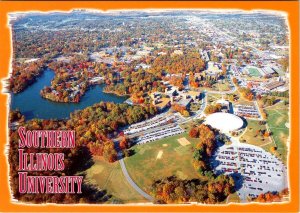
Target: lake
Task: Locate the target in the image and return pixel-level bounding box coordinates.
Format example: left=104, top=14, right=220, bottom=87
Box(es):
left=10, top=68, right=127, bottom=120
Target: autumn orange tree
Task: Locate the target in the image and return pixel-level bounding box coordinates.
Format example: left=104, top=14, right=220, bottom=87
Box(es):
left=252, top=189, right=288, bottom=202
left=151, top=175, right=235, bottom=204
left=238, top=87, right=254, bottom=101
left=232, top=77, right=238, bottom=85
left=65, top=101, right=157, bottom=162
left=172, top=103, right=190, bottom=117
left=190, top=124, right=218, bottom=175
left=204, top=103, right=222, bottom=114
left=9, top=60, right=46, bottom=93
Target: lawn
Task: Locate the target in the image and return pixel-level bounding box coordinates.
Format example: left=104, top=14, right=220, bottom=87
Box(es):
left=211, top=81, right=231, bottom=92
left=179, top=120, right=198, bottom=131
left=85, top=157, right=147, bottom=203
left=124, top=132, right=201, bottom=194
left=226, top=192, right=241, bottom=204
left=202, top=80, right=231, bottom=92
left=234, top=98, right=255, bottom=105
left=190, top=102, right=200, bottom=112
left=265, top=103, right=289, bottom=164
left=207, top=93, right=222, bottom=103
left=248, top=67, right=262, bottom=77
left=239, top=119, right=272, bottom=147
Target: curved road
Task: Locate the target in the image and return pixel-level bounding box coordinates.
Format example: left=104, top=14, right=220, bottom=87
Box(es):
left=119, top=158, right=154, bottom=202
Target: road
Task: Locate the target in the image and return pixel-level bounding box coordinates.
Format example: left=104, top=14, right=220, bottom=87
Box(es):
left=253, top=101, right=263, bottom=121
left=119, top=158, right=154, bottom=202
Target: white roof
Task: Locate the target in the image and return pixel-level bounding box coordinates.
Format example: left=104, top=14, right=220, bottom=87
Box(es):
left=205, top=112, right=243, bottom=132
left=216, top=99, right=229, bottom=105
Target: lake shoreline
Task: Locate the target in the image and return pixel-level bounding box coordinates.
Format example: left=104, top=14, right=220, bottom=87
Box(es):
left=10, top=68, right=127, bottom=120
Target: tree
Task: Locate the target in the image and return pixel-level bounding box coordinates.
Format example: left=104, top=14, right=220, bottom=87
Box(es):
left=270, top=146, right=277, bottom=153
left=182, top=110, right=190, bottom=117
left=189, top=127, right=199, bottom=138
left=119, top=137, right=130, bottom=150
left=264, top=131, right=271, bottom=137
left=232, top=77, right=238, bottom=85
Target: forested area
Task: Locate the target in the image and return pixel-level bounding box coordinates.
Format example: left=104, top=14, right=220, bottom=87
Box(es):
left=40, top=59, right=94, bottom=102
left=151, top=175, right=235, bottom=204
left=149, top=50, right=206, bottom=76
left=9, top=60, right=46, bottom=93
left=204, top=103, right=222, bottom=114
left=67, top=102, right=157, bottom=162
left=104, top=69, right=165, bottom=99
left=190, top=124, right=219, bottom=175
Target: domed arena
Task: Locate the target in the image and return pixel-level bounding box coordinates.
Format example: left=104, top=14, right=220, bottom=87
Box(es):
left=205, top=112, right=244, bottom=132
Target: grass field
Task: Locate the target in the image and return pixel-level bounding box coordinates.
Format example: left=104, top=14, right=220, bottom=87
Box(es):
left=265, top=103, right=289, bottom=164
left=225, top=192, right=241, bottom=203
left=235, top=98, right=255, bottom=105
left=198, top=79, right=231, bottom=93
left=248, top=67, right=262, bottom=77
left=85, top=157, right=147, bottom=203
left=211, top=81, right=231, bottom=92
left=239, top=119, right=272, bottom=147
left=207, top=93, right=222, bottom=103
left=124, top=132, right=201, bottom=193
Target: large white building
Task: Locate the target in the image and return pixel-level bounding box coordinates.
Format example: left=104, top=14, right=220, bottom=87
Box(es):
left=205, top=112, right=244, bottom=132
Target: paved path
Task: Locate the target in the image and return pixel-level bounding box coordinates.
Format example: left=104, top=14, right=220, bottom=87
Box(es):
left=119, top=158, right=154, bottom=202
left=254, top=101, right=263, bottom=121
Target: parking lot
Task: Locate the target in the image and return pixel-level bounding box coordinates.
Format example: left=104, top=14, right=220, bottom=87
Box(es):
left=124, top=112, right=184, bottom=135
left=124, top=112, right=185, bottom=145
left=212, top=142, right=288, bottom=201
left=233, top=104, right=261, bottom=119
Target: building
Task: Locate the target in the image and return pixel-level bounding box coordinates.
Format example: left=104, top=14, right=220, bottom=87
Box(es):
left=260, top=66, right=275, bottom=75
left=187, top=90, right=201, bottom=101
left=204, top=61, right=222, bottom=80
left=200, top=50, right=210, bottom=62
left=216, top=99, right=230, bottom=113
left=264, top=81, right=285, bottom=91
left=150, top=92, right=162, bottom=100
left=165, top=86, right=178, bottom=97
left=177, top=98, right=192, bottom=109
left=205, top=112, right=244, bottom=133
left=154, top=97, right=171, bottom=111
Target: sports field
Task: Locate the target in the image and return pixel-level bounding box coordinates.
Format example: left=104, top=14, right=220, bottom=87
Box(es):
left=124, top=133, right=201, bottom=193
left=248, top=67, right=262, bottom=77
left=265, top=103, right=289, bottom=164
